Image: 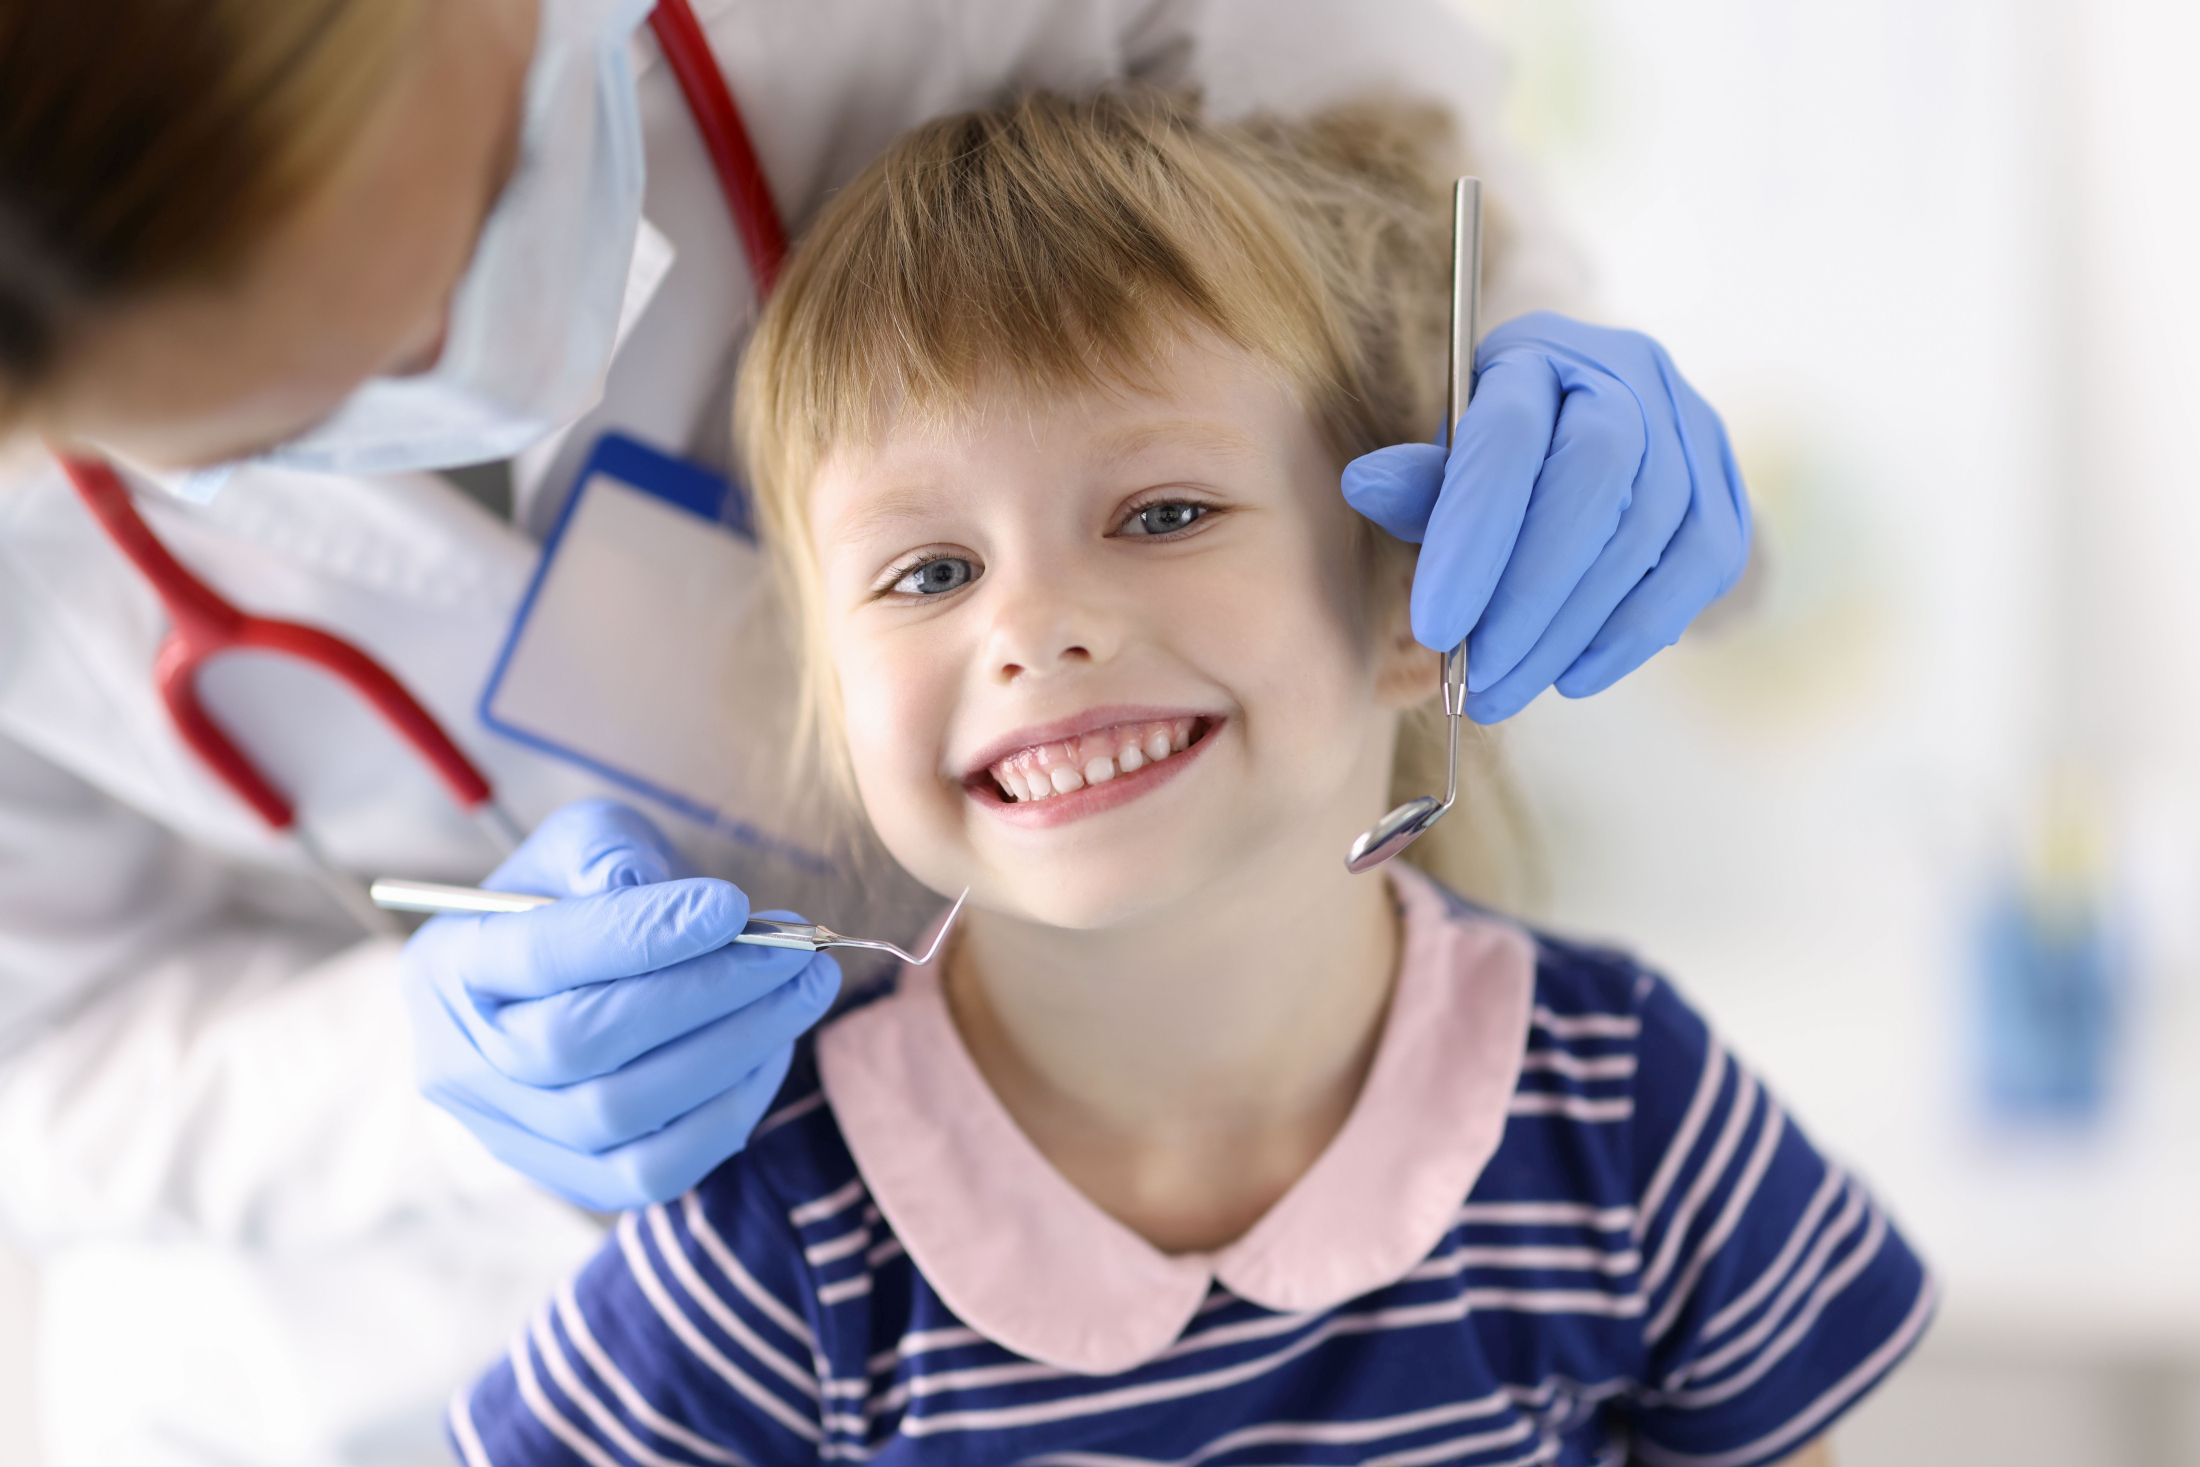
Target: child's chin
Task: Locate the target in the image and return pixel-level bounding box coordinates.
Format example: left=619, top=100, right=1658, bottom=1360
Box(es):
left=987, top=855, right=1208, bottom=932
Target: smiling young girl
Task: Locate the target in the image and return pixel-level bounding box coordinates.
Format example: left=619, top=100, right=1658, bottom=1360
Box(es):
left=454, top=91, right=1930, bottom=1467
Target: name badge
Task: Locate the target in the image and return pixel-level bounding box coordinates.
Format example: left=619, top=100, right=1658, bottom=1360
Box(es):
left=479, top=433, right=831, bottom=878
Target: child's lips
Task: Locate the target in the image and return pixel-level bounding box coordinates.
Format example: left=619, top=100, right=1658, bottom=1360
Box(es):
left=962, top=715, right=1221, bottom=826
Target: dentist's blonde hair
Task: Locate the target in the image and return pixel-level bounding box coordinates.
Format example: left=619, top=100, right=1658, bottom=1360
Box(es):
left=738, top=88, right=1535, bottom=910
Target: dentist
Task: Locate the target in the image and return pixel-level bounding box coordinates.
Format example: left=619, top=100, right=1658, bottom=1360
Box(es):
left=0, top=0, right=1749, bottom=1461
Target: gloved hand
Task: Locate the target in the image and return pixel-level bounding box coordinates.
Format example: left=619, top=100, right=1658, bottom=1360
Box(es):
left=1342, top=311, right=1752, bottom=723
left=401, top=799, right=840, bottom=1211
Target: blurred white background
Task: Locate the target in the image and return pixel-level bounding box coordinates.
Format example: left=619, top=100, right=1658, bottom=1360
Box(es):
left=8, top=0, right=2200, bottom=1462
left=1450, top=0, right=2200, bottom=1459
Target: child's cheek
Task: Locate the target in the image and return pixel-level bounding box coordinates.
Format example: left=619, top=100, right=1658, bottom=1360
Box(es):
left=834, top=621, right=963, bottom=860
left=1196, top=525, right=1373, bottom=716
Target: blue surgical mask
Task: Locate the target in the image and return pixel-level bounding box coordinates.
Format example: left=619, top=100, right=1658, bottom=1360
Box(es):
left=223, top=0, right=655, bottom=487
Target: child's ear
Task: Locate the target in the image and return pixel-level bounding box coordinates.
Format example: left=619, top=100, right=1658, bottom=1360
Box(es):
left=1373, top=562, right=1443, bottom=710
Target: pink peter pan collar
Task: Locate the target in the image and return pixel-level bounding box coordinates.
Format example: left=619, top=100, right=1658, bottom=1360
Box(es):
left=815, top=864, right=1535, bottom=1376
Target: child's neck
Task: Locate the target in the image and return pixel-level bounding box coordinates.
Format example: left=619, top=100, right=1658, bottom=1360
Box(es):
left=945, top=844, right=1401, bottom=1255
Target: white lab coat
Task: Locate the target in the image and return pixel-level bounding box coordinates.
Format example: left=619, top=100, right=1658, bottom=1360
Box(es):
left=0, top=1, right=1583, bottom=1461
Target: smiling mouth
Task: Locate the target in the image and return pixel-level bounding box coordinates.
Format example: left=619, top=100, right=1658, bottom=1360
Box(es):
left=977, top=716, right=1213, bottom=803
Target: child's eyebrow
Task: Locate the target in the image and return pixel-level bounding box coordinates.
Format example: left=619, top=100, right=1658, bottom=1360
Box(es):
left=824, top=485, right=950, bottom=550
left=1094, top=417, right=1260, bottom=468
left=822, top=419, right=1259, bottom=552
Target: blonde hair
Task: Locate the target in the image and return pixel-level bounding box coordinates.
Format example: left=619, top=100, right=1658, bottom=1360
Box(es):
left=0, top=0, right=423, bottom=426
left=737, top=89, right=1535, bottom=909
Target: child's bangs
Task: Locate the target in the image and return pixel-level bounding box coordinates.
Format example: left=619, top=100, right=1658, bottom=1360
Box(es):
left=743, top=92, right=1348, bottom=487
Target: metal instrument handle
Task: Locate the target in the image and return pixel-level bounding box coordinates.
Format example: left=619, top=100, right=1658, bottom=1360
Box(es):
left=369, top=879, right=834, bottom=951
left=368, top=880, right=969, bottom=965
left=369, top=879, right=552, bottom=915
left=731, top=918, right=832, bottom=952
left=1439, top=178, right=1483, bottom=812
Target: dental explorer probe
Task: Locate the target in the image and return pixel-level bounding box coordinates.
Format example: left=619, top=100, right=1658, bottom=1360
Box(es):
left=1345, top=176, right=1481, bottom=875
left=368, top=878, right=970, bottom=966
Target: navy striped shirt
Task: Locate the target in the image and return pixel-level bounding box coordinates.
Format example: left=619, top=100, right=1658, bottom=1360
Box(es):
left=454, top=894, right=1931, bottom=1467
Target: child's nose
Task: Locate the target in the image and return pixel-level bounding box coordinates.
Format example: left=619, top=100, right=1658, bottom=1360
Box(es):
left=984, top=577, right=1123, bottom=685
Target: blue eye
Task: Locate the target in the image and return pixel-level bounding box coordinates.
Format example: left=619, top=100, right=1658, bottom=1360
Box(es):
left=1121, top=502, right=1207, bottom=536
left=892, top=557, right=976, bottom=596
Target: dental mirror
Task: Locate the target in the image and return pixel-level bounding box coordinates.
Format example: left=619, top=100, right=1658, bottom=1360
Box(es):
left=1346, top=176, right=1481, bottom=875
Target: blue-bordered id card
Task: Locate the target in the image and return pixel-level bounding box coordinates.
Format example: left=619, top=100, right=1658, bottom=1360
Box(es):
left=479, top=433, right=830, bottom=876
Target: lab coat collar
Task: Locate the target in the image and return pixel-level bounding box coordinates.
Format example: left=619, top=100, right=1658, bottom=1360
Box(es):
left=815, top=864, right=1536, bottom=1376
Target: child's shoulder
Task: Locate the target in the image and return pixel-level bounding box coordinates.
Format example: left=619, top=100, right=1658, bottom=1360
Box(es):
left=1412, top=869, right=1691, bottom=1036
left=686, top=1037, right=869, bottom=1240
left=1411, top=870, right=1727, bottom=1158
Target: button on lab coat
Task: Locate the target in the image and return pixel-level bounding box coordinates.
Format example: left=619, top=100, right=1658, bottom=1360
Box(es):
left=0, top=1, right=1583, bottom=1461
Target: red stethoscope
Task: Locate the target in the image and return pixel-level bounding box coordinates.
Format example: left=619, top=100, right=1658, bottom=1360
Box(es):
left=53, top=0, right=783, bottom=918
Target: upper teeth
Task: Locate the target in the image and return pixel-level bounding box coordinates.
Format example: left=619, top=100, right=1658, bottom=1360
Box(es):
left=989, top=718, right=1198, bottom=803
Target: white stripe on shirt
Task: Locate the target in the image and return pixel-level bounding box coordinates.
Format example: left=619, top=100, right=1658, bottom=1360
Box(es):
left=1643, top=1068, right=1759, bottom=1298
left=755, top=1090, right=828, bottom=1138
left=1456, top=1202, right=1637, bottom=1231
left=510, top=1326, right=626, bottom=1467
left=1504, top=1372, right=1634, bottom=1430
left=1509, top=1093, right=1634, bottom=1121
left=647, top=1206, right=819, bottom=1400
left=864, top=1324, right=992, bottom=1383
left=681, top=1193, right=820, bottom=1351
left=1698, top=1166, right=1846, bottom=1346
left=818, top=1274, right=874, bottom=1306
left=615, top=1213, right=823, bottom=1442
left=1661, top=1207, right=1891, bottom=1410
left=1368, top=1415, right=1539, bottom=1467
left=1638, top=1039, right=1728, bottom=1240
left=1634, top=1278, right=1937, bottom=1467
left=789, top=1177, right=867, bottom=1227
left=448, top=1392, right=495, bottom=1467
left=1452, top=1289, right=1644, bottom=1318
left=532, top=1304, right=700, bottom=1467
left=804, top=1224, right=874, bottom=1267
left=1645, top=1097, right=1787, bottom=1343
left=876, top=1308, right=1255, bottom=1419
left=1519, top=1050, right=1638, bottom=1081
left=1676, top=1185, right=1869, bottom=1389
left=554, top=1281, right=750, bottom=1466
left=1408, top=1244, right=1643, bottom=1281
left=1027, top=1390, right=1520, bottom=1467
left=1531, top=1005, right=1642, bottom=1039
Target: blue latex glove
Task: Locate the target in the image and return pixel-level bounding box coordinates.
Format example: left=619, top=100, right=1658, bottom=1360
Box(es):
left=1342, top=311, right=1752, bottom=723
left=400, top=799, right=840, bottom=1211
